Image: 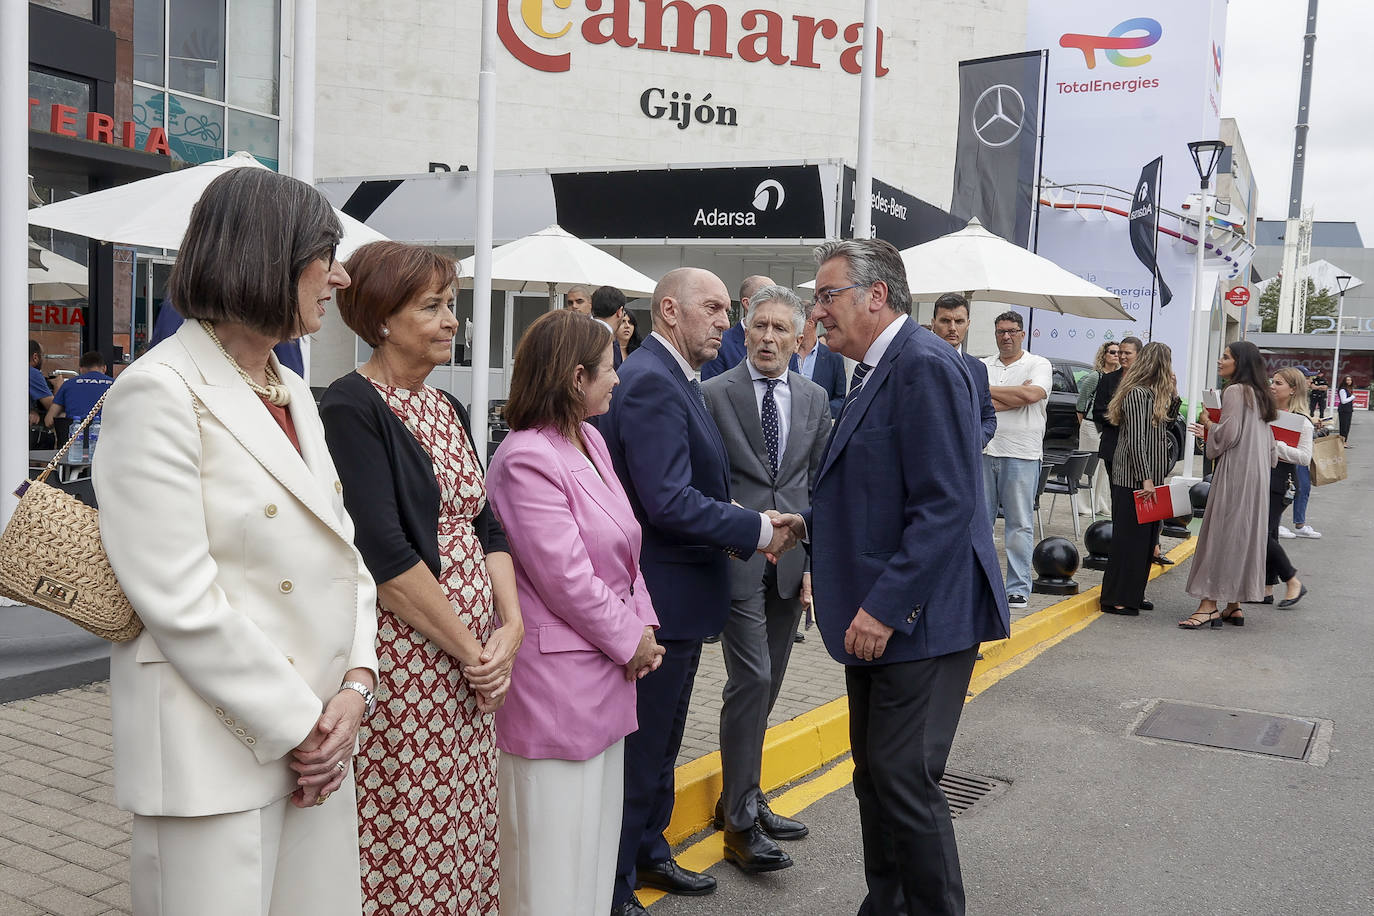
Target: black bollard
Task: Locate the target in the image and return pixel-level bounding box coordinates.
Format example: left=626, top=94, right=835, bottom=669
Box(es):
left=1082, top=519, right=1112, bottom=570
left=1031, top=536, right=1080, bottom=596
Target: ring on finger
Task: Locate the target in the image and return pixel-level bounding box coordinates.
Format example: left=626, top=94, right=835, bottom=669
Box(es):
left=336, top=759, right=348, bottom=774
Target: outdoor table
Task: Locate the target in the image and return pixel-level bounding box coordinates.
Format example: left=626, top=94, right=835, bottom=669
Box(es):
left=28, top=449, right=93, bottom=483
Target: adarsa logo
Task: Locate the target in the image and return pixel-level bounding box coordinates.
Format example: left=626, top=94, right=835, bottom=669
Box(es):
left=499, top=0, right=889, bottom=76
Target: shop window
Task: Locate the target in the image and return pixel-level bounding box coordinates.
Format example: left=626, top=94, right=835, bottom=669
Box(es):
left=132, top=84, right=164, bottom=148
left=169, top=0, right=226, bottom=100
left=227, top=0, right=280, bottom=114
left=31, top=0, right=95, bottom=20
left=227, top=108, right=278, bottom=170
left=28, top=70, right=92, bottom=132
left=167, top=93, right=226, bottom=164
left=134, top=0, right=166, bottom=84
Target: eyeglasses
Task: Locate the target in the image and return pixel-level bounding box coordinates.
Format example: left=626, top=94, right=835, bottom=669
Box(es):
left=813, top=284, right=865, bottom=307
left=994, top=328, right=1023, bottom=337
left=1106, top=348, right=1120, bottom=355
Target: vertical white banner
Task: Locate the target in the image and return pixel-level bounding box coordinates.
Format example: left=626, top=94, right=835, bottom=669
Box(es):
left=1025, top=0, right=1228, bottom=382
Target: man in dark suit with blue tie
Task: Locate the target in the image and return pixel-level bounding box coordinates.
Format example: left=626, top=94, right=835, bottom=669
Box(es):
left=804, top=239, right=1010, bottom=915
left=601, top=267, right=804, bottom=916
left=700, top=274, right=774, bottom=380
left=797, top=311, right=849, bottom=418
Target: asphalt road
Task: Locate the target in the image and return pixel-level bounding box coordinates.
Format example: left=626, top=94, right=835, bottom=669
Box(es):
left=656, top=421, right=1374, bottom=916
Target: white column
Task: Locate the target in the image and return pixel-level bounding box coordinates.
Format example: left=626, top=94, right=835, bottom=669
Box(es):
left=292, top=0, right=317, bottom=383
left=852, top=0, right=878, bottom=239
left=470, top=0, right=498, bottom=461
left=1182, top=194, right=1211, bottom=480
left=1, top=1, right=29, bottom=528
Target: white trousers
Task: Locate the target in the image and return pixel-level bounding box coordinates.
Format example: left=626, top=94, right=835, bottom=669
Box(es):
left=499, top=740, right=625, bottom=916
left=1076, top=421, right=1111, bottom=516
left=131, top=773, right=363, bottom=916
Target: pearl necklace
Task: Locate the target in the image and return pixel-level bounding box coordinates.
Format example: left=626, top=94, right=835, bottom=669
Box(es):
left=200, top=321, right=292, bottom=407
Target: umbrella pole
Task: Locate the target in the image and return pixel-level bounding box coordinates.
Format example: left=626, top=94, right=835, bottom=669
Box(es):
left=470, top=0, right=498, bottom=462
left=291, top=0, right=317, bottom=383
left=548, top=281, right=556, bottom=310
left=1, top=0, right=27, bottom=531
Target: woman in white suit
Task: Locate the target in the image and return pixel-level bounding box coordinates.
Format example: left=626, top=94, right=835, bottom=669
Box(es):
left=93, top=168, right=380, bottom=916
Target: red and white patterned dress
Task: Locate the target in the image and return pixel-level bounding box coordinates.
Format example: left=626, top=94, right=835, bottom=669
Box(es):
left=355, top=382, right=498, bottom=916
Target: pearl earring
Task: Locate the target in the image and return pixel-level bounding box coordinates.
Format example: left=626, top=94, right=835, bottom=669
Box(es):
left=380, top=327, right=390, bottom=338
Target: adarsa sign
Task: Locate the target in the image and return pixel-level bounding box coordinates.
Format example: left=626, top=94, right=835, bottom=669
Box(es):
left=500, top=0, right=890, bottom=76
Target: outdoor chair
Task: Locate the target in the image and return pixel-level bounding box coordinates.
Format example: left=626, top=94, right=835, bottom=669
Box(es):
left=1030, top=462, right=1053, bottom=541
left=1039, top=450, right=1092, bottom=542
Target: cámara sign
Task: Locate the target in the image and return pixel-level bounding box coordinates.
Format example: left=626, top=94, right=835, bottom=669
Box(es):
left=500, top=0, right=889, bottom=76
left=30, top=101, right=170, bottom=156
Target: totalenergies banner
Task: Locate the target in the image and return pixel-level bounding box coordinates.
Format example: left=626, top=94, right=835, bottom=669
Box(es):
left=1023, top=0, right=1228, bottom=382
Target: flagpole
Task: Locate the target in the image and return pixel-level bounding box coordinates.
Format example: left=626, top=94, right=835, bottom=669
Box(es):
left=853, top=0, right=878, bottom=239
left=1, top=0, right=27, bottom=531
left=471, top=0, right=497, bottom=462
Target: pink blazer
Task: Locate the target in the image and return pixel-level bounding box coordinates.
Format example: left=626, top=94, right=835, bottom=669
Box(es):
left=487, top=423, right=658, bottom=761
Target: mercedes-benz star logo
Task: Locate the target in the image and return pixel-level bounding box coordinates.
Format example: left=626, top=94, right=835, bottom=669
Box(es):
left=972, top=84, right=1026, bottom=149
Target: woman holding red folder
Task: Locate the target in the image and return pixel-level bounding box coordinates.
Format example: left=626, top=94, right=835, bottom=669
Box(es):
left=1101, top=343, right=1178, bottom=615
left=1182, top=341, right=1276, bottom=628
left=1256, top=369, right=1312, bottom=611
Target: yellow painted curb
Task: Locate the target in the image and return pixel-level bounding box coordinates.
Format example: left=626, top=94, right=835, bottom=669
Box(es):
left=665, top=536, right=1197, bottom=846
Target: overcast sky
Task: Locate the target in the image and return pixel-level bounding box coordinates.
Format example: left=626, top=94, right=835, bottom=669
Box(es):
left=1222, top=1, right=1374, bottom=242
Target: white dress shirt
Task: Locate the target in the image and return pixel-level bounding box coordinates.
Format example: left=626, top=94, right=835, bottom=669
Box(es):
left=856, top=314, right=910, bottom=385
left=747, top=360, right=791, bottom=465
left=650, top=331, right=774, bottom=550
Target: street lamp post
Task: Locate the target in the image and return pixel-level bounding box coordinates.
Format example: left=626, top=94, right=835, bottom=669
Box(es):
left=1182, top=139, right=1226, bottom=480
left=1332, top=273, right=1353, bottom=409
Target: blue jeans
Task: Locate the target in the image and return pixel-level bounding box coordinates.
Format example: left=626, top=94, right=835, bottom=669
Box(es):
left=1292, top=464, right=1312, bottom=526
left=983, top=455, right=1041, bottom=598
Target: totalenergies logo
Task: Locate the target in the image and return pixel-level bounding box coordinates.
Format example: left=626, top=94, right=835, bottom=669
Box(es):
left=499, top=0, right=888, bottom=76
left=1059, top=17, right=1162, bottom=70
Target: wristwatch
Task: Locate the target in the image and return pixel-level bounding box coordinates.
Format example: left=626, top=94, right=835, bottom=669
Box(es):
left=339, top=681, right=376, bottom=719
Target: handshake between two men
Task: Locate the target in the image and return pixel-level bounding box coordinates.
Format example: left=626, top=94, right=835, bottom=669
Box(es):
left=761, top=509, right=806, bottom=564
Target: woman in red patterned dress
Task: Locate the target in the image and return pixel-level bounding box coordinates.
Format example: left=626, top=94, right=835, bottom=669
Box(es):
left=321, top=241, right=523, bottom=916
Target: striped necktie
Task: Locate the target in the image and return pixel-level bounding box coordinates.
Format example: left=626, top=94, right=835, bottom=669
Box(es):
left=842, top=362, right=873, bottom=414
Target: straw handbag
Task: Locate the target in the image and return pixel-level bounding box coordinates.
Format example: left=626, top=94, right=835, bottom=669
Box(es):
left=0, top=391, right=142, bottom=641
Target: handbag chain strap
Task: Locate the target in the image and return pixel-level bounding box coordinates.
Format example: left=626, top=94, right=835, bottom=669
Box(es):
left=30, top=388, right=114, bottom=487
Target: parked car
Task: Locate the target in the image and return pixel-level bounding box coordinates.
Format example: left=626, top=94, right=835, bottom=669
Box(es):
left=1044, top=358, right=1094, bottom=453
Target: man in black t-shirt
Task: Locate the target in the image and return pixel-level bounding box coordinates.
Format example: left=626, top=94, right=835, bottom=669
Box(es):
left=1309, top=372, right=1329, bottom=419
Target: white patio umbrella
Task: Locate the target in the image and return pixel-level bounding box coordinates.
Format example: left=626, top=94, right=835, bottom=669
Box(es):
left=28, top=242, right=88, bottom=301
left=26, top=151, right=386, bottom=258
left=800, top=219, right=1131, bottom=321
left=903, top=219, right=1130, bottom=319
left=457, top=224, right=657, bottom=306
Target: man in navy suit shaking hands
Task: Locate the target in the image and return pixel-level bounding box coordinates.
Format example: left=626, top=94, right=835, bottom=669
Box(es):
left=601, top=267, right=804, bottom=916
left=804, top=240, right=1010, bottom=916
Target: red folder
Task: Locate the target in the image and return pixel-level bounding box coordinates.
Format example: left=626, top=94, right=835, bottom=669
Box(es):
left=1270, top=410, right=1305, bottom=447
left=1134, top=480, right=1191, bottom=524
left=1202, top=389, right=1222, bottom=424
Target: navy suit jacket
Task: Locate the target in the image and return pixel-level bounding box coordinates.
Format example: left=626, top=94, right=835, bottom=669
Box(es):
left=600, top=335, right=762, bottom=640
left=804, top=320, right=1009, bottom=665
left=809, top=342, right=848, bottom=418
left=963, top=351, right=998, bottom=446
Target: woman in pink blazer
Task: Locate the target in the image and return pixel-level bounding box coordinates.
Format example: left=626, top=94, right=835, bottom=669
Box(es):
left=487, top=310, right=664, bottom=916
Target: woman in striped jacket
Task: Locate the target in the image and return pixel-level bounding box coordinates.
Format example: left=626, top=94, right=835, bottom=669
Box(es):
left=1100, top=342, right=1178, bottom=615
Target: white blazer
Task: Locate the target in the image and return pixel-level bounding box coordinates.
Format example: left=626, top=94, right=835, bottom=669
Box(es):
left=93, top=321, right=379, bottom=818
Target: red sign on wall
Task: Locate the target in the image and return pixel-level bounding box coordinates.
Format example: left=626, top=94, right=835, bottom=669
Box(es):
left=1224, top=286, right=1250, bottom=307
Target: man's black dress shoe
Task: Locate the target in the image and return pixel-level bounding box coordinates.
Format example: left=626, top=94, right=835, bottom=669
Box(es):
left=723, top=825, right=794, bottom=874
left=1151, top=555, right=1175, bottom=566
left=610, top=894, right=649, bottom=915
left=757, top=797, right=809, bottom=840
left=713, top=797, right=810, bottom=841
left=703, top=633, right=721, bottom=644
left=636, top=858, right=716, bottom=896
left=793, top=631, right=805, bottom=643
left=1138, top=600, right=1154, bottom=611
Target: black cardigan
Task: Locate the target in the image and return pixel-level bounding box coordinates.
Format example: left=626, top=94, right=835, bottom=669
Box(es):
left=319, top=370, right=508, bottom=586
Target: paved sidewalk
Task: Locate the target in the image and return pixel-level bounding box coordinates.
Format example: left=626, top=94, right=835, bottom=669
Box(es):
left=0, top=494, right=1106, bottom=913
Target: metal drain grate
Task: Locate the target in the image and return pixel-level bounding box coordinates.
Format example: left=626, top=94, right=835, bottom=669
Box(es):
left=941, top=768, right=1008, bottom=818
left=1135, top=700, right=1317, bottom=760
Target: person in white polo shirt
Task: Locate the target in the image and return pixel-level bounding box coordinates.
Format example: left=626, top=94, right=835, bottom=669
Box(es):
left=982, top=311, right=1052, bottom=610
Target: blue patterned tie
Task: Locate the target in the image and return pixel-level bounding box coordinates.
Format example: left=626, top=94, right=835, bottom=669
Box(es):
left=689, top=378, right=707, bottom=410
left=761, top=378, right=780, bottom=475
left=843, top=362, right=873, bottom=415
